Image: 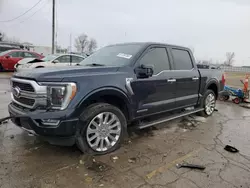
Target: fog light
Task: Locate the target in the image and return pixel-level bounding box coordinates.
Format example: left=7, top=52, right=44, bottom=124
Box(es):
left=41, top=119, right=60, bottom=126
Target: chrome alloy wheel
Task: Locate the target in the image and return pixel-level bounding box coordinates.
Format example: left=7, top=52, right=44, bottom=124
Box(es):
left=205, top=93, right=216, bottom=115
left=86, top=112, right=122, bottom=152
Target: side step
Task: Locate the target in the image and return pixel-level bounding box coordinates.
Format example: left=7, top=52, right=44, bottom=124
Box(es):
left=137, top=108, right=204, bottom=129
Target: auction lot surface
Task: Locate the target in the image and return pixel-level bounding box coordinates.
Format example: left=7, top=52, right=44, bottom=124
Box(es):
left=1, top=73, right=250, bottom=188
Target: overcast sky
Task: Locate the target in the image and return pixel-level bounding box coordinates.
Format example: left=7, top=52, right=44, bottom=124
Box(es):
left=0, top=0, right=250, bottom=65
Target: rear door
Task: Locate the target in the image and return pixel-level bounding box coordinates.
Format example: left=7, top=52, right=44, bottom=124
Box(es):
left=131, top=46, right=176, bottom=117
left=170, top=48, right=200, bottom=108
left=3, top=51, right=23, bottom=70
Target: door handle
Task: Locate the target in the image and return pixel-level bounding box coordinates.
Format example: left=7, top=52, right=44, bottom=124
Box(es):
left=192, top=77, right=199, bottom=80
left=167, top=78, right=176, bottom=82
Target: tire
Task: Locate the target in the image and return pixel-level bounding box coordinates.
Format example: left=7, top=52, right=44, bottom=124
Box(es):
left=198, top=89, right=216, bottom=117
left=224, top=95, right=230, bottom=101
left=233, top=98, right=242, bottom=104
left=0, top=63, right=4, bottom=72
left=76, top=103, right=127, bottom=155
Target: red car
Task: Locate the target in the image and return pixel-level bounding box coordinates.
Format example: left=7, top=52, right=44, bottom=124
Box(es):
left=0, top=50, right=44, bottom=71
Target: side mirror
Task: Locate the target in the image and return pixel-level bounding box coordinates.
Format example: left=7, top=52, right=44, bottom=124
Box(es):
left=53, top=60, right=59, bottom=64
left=5, top=55, right=10, bottom=59
left=135, top=64, right=154, bottom=78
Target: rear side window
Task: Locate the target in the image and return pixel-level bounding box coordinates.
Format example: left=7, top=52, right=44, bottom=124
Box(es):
left=9, top=52, right=23, bottom=58
left=139, top=48, right=170, bottom=75
left=171, top=49, right=193, bottom=70
left=24, top=52, right=38, bottom=58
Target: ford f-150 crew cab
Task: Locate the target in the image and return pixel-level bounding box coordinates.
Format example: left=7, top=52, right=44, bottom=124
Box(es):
left=8, top=42, right=225, bottom=154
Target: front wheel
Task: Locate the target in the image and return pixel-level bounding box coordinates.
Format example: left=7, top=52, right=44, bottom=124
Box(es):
left=0, top=63, right=4, bottom=72
left=76, top=103, right=127, bottom=155
left=198, top=90, right=216, bottom=117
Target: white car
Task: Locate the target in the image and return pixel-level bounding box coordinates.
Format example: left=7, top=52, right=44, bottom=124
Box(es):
left=15, top=54, right=86, bottom=71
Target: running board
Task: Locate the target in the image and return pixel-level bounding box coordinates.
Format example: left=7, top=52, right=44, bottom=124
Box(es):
left=137, top=108, right=204, bottom=129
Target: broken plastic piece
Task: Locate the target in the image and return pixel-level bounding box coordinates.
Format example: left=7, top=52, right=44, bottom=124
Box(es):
left=176, top=163, right=206, bottom=170
left=224, top=145, right=239, bottom=153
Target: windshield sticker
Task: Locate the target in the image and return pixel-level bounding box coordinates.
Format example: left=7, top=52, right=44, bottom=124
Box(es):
left=117, top=53, right=132, bottom=59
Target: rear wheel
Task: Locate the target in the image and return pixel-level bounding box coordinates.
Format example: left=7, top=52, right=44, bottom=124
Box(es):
left=0, top=63, right=4, bottom=72
left=76, top=103, right=127, bottom=155
left=198, top=90, right=216, bottom=117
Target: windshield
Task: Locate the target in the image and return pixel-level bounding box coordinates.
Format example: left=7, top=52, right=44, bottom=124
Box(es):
left=41, top=54, right=60, bottom=61
left=79, top=44, right=143, bottom=66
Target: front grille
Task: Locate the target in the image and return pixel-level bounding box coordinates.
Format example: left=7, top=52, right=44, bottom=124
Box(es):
left=13, top=95, right=35, bottom=107
left=12, top=81, right=34, bottom=92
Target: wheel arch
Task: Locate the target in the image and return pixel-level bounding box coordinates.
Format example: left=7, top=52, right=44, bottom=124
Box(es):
left=205, top=80, right=219, bottom=99
left=77, top=87, right=132, bottom=122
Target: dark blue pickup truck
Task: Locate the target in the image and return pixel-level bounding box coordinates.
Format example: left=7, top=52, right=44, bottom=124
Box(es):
left=8, top=42, right=225, bottom=154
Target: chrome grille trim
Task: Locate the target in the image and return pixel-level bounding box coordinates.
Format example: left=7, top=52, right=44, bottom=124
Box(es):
left=10, top=78, right=47, bottom=109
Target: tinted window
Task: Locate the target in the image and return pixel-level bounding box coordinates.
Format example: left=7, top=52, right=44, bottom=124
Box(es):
left=24, top=52, right=37, bottom=58
left=56, top=55, right=70, bottom=63
left=9, top=52, right=23, bottom=58
left=139, top=48, right=170, bottom=75
left=172, top=49, right=193, bottom=70
left=71, top=56, right=84, bottom=63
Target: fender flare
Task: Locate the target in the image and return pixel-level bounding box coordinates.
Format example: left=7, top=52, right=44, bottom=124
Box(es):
left=77, top=87, right=132, bottom=120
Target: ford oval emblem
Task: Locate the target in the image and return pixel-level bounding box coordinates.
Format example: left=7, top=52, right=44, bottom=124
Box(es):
left=12, top=87, right=21, bottom=98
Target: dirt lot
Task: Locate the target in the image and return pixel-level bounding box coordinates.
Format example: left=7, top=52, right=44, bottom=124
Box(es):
left=1, top=73, right=250, bottom=188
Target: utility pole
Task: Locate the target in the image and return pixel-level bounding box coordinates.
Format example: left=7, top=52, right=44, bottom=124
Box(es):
left=52, top=0, right=55, bottom=54
left=69, top=33, right=72, bottom=53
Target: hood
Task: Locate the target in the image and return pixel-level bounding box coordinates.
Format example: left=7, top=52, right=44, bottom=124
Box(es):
left=17, top=58, right=43, bottom=65
left=13, top=66, right=120, bottom=82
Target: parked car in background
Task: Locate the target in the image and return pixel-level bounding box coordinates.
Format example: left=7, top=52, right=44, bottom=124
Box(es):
left=0, top=50, right=43, bottom=71
left=15, top=53, right=87, bottom=71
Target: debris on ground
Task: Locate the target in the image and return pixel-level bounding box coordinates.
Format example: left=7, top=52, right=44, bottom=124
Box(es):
left=176, top=163, right=206, bottom=170
left=1, top=120, right=8, bottom=124
left=79, top=160, right=84, bottom=165
left=128, top=157, right=136, bottom=163
left=224, top=145, right=239, bottom=153
left=190, top=116, right=207, bottom=123
left=85, top=177, right=92, bottom=183
left=99, top=184, right=104, bottom=187
left=10, top=135, right=14, bottom=139
left=112, top=156, right=119, bottom=162
left=240, top=103, right=250, bottom=109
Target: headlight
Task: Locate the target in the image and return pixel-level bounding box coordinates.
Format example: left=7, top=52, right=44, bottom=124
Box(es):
left=40, top=82, right=77, bottom=110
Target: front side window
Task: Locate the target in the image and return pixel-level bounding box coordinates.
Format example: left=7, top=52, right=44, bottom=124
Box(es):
left=139, top=48, right=170, bottom=75
left=171, top=49, right=193, bottom=70
left=71, top=56, right=84, bottom=63
left=24, top=52, right=37, bottom=58
left=56, top=55, right=71, bottom=63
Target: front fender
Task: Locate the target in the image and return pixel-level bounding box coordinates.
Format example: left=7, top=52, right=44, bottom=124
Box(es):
left=76, top=87, right=132, bottom=119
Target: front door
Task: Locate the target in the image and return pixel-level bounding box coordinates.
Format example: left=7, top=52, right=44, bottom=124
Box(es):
left=131, top=47, right=176, bottom=118
left=170, top=48, right=200, bottom=108
left=3, top=51, right=23, bottom=70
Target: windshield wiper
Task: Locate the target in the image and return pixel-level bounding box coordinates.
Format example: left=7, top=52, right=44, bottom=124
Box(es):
left=84, top=63, right=105, bottom=67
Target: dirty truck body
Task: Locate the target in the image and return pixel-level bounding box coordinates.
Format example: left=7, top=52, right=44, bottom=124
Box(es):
left=8, top=42, right=224, bottom=154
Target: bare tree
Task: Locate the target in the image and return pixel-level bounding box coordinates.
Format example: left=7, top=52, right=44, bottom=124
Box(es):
left=224, top=52, right=235, bottom=66
left=87, top=38, right=97, bottom=54
left=74, top=34, right=88, bottom=53
left=0, top=31, right=6, bottom=42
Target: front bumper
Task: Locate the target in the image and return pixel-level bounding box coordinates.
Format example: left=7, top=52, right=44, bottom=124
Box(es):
left=8, top=103, right=79, bottom=146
